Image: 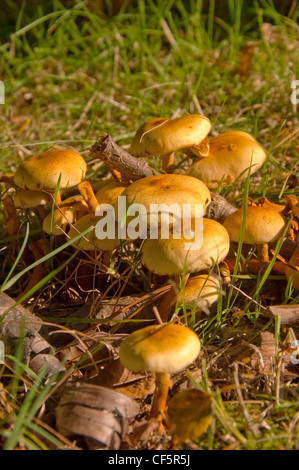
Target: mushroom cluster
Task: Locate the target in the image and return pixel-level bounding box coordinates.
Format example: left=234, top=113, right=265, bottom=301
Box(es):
left=1, top=112, right=298, bottom=434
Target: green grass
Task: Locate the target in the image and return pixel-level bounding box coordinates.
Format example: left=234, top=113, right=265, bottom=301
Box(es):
left=0, top=0, right=298, bottom=451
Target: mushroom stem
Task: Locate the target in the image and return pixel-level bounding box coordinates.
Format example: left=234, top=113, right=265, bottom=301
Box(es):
left=149, top=372, right=171, bottom=429
left=219, top=260, right=232, bottom=283
left=78, top=181, right=99, bottom=213
left=162, top=152, right=175, bottom=174
left=257, top=243, right=269, bottom=263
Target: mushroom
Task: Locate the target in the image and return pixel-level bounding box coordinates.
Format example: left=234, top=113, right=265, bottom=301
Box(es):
left=129, top=115, right=211, bottom=173
left=14, top=189, right=50, bottom=209
left=141, top=218, right=230, bottom=277
left=222, top=205, right=287, bottom=264
left=14, top=148, right=87, bottom=204
left=114, top=174, right=211, bottom=237
left=77, top=180, right=100, bottom=214
left=119, top=323, right=201, bottom=428
left=14, top=188, right=51, bottom=219
left=186, top=131, right=266, bottom=189
left=42, top=195, right=89, bottom=236
left=158, top=273, right=222, bottom=322
left=95, top=179, right=129, bottom=206
left=141, top=217, right=230, bottom=321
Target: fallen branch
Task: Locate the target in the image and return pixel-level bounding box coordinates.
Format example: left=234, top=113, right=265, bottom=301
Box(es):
left=265, top=304, right=299, bottom=327
left=90, top=133, right=158, bottom=182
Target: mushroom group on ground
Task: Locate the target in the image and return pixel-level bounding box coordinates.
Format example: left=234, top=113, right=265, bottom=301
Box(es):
left=1, top=112, right=298, bottom=436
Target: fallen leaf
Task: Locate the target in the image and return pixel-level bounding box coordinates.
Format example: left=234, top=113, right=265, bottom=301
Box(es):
left=165, top=389, right=212, bottom=444
left=0, top=292, right=52, bottom=361
left=56, top=382, right=140, bottom=450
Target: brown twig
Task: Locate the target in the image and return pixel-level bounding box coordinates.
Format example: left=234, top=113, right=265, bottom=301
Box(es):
left=90, top=133, right=159, bottom=182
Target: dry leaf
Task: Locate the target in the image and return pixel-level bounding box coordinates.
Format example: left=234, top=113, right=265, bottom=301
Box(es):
left=0, top=292, right=52, bottom=361
left=115, top=374, right=156, bottom=400
left=166, top=389, right=212, bottom=444
left=90, top=358, right=155, bottom=399
left=29, top=354, right=65, bottom=381
left=56, top=383, right=140, bottom=450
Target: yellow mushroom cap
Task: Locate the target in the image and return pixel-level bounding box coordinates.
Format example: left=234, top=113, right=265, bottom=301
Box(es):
left=187, top=131, right=266, bottom=189
left=119, top=323, right=200, bottom=374
left=114, top=174, right=211, bottom=226
left=95, top=180, right=129, bottom=206
left=141, top=218, right=230, bottom=276
left=178, top=273, right=221, bottom=313
left=129, top=115, right=212, bottom=158
left=14, top=149, right=87, bottom=191
left=222, top=206, right=287, bottom=245
left=68, top=213, right=120, bottom=252
left=14, top=189, right=50, bottom=208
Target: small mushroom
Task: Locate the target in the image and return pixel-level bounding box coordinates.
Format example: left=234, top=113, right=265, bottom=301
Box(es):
left=129, top=115, right=211, bottom=173
left=223, top=205, right=287, bottom=264
left=119, top=323, right=201, bottom=429
left=42, top=196, right=89, bottom=236
left=95, top=179, right=129, bottom=206
left=14, top=188, right=51, bottom=220
left=14, top=148, right=87, bottom=204
left=187, top=131, right=266, bottom=189
left=158, top=273, right=222, bottom=322
left=141, top=217, right=230, bottom=321
left=14, top=189, right=50, bottom=209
